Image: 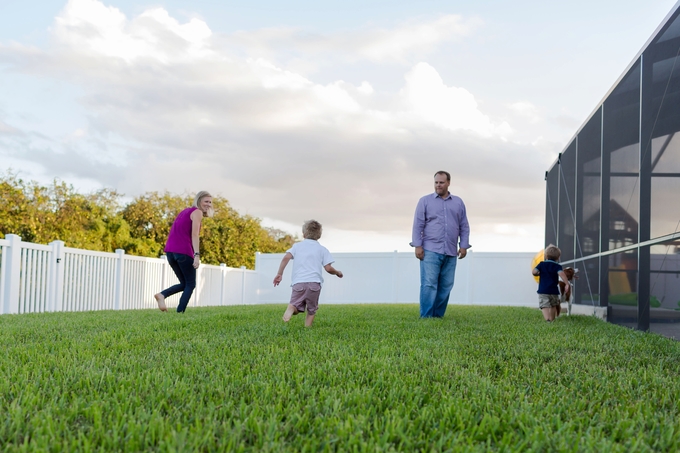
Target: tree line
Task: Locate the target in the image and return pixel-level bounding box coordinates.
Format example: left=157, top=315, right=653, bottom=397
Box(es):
left=0, top=173, right=296, bottom=269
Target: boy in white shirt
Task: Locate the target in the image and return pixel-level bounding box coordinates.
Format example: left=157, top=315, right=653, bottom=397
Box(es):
left=273, top=220, right=343, bottom=327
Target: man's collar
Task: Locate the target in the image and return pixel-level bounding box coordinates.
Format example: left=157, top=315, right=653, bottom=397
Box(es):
left=433, top=192, right=452, bottom=200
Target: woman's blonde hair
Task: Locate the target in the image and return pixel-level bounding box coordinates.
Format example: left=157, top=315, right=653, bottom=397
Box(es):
left=193, top=191, right=214, bottom=218
left=302, top=220, right=322, bottom=240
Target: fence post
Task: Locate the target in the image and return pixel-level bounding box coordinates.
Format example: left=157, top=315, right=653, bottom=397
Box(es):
left=0, top=242, right=4, bottom=315
left=113, top=249, right=125, bottom=310
left=48, top=240, right=65, bottom=312
left=3, top=234, right=22, bottom=315
left=160, top=255, right=168, bottom=294
left=255, top=252, right=261, bottom=305
left=240, top=266, right=246, bottom=305
left=393, top=250, right=399, bottom=303
left=220, top=263, right=226, bottom=306
left=465, top=250, right=473, bottom=304
left=194, top=266, right=201, bottom=307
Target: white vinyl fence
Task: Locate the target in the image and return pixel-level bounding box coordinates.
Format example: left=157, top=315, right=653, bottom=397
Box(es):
left=0, top=234, right=255, bottom=315
left=256, top=251, right=538, bottom=306
left=0, top=234, right=539, bottom=315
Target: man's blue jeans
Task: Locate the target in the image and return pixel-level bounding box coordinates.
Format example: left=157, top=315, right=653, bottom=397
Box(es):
left=161, top=252, right=196, bottom=313
left=419, top=250, right=458, bottom=318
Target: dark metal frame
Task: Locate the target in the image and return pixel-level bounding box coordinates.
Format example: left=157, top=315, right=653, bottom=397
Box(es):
left=545, top=2, right=680, bottom=331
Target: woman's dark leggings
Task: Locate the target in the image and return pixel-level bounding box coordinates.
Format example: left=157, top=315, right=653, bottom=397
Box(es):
left=161, top=252, right=196, bottom=313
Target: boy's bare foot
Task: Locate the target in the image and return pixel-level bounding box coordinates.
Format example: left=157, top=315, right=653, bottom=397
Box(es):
left=283, top=304, right=298, bottom=322
left=154, top=293, right=167, bottom=312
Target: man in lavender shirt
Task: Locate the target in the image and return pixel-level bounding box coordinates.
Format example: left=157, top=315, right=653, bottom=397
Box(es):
left=411, top=171, right=471, bottom=318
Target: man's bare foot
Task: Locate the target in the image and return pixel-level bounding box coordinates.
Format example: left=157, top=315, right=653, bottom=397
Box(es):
left=283, top=304, right=298, bottom=322
left=154, top=293, right=167, bottom=312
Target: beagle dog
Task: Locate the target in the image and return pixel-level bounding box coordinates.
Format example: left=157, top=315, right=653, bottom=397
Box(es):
left=558, top=267, right=578, bottom=316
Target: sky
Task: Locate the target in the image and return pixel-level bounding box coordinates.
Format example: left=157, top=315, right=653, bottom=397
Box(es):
left=0, top=0, right=678, bottom=253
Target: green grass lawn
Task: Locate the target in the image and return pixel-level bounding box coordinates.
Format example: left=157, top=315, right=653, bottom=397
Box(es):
left=1, top=305, right=679, bottom=452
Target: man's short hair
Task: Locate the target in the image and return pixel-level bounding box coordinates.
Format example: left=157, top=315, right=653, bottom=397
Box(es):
left=545, top=244, right=561, bottom=261
left=434, top=171, right=451, bottom=181
left=303, top=220, right=322, bottom=240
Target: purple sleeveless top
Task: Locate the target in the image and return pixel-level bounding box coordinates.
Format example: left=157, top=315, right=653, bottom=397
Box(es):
left=164, top=207, right=198, bottom=257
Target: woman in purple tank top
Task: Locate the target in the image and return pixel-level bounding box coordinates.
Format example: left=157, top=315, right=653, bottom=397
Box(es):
left=154, top=191, right=213, bottom=313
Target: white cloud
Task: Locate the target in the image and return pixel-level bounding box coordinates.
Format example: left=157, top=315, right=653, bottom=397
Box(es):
left=401, top=62, right=510, bottom=137
left=357, top=81, right=374, bottom=95
left=508, top=101, right=541, bottom=124
left=354, top=15, right=479, bottom=63
left=70, top=128, right=86, bottom=138
left=0, top=0, right=547, bottom=252
left=54, top=0, right=214, bottom=63
left=0, top=119, right=20, bottom=134
left=249, top=58, right=312, bottom=90
left=226, top=14, right=480, bottom=65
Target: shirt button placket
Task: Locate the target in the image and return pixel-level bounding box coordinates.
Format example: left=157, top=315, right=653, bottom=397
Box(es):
left=444, top=203, right=448, bottom=253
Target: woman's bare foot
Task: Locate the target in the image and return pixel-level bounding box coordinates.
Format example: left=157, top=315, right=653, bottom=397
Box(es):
left=283, top=304, right=298, bottom=322
left=154, top=293, right=167, bottom=312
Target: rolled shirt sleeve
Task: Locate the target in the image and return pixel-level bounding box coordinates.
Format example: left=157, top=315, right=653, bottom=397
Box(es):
left=458, top=201, right=471, bottom=250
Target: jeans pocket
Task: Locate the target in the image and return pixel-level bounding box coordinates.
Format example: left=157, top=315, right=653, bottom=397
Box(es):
left=309, top=283, right=321, bottom=292
left=177, top=253, right=191, bottom=264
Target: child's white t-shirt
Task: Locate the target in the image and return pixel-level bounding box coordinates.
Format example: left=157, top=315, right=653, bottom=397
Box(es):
left=287, top=239, right=334, bottom=286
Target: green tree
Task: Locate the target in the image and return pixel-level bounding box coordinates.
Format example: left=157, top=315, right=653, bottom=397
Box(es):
left=0, top=172, right=135, bottom=252
left=0, top=172, right=34, bottom=240
left=121, top=191, right=190, bottom=257
left=0, top=173, right=296, bottom=269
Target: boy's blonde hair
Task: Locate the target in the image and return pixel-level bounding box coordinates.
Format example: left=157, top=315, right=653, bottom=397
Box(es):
left=545, top=244, right=561, bottom=261
left=303, top=220, right=322, bottom=240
